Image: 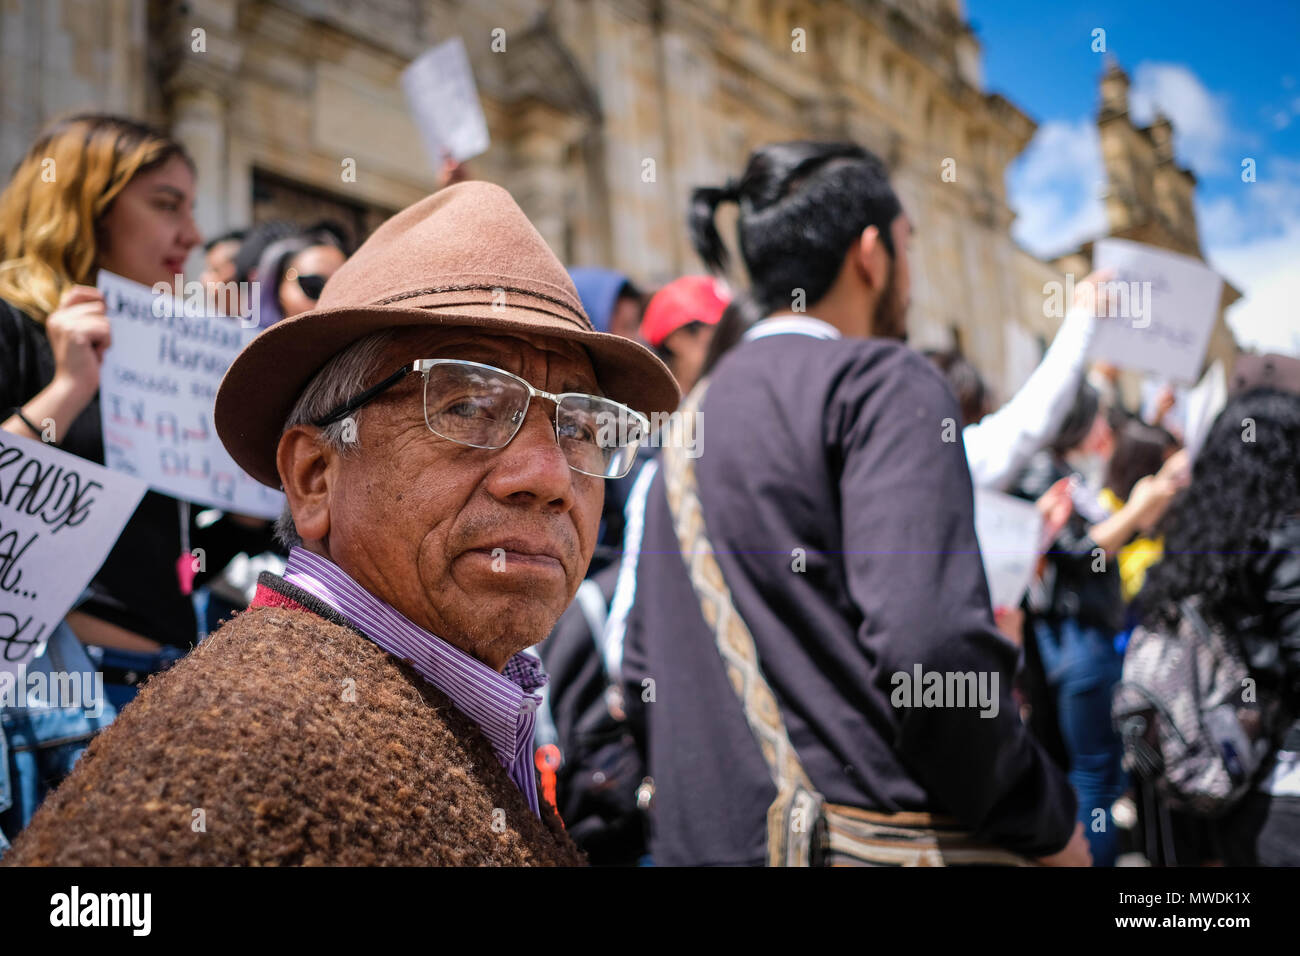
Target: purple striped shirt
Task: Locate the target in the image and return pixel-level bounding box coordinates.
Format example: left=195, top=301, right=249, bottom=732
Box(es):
left=282, top=547, right=545, bottom=817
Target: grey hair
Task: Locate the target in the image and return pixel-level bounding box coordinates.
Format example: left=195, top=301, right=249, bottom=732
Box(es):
left=273, top=329, right=401, bottom=550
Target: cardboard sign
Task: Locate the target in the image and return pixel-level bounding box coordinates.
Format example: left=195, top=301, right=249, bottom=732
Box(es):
left=0, top=431, right=146, bottom=677
left=973, top=488, right=1044, bottom=610
left=97, top=272, right=284, bottom=519
left=401, top=36, right=491, bottom=165
left=1089, top=239, right=1223, bottom=385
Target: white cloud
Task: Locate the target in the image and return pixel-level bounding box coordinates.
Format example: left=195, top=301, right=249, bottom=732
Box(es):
left=1203, top=158, right=1300, bottom=356
left=1200, top=157, right=1300, bottom=241
left=1006, top=66, right=1298, bottom=356
left=1208, top=226, right=1300, bottom=356
left=1007, top=119, right=1108, bottom=258
left=1129, top=62, right=1232, bottom=174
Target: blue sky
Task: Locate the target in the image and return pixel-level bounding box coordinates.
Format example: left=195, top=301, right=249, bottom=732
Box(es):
left=968, top=0, right=1300, bottom=354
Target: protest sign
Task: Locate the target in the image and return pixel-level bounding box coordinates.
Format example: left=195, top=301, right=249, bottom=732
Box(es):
left=0, top=431, right=146, bottom=678
left=1183, top=359, right=1228, bottom=461
left=401, top=36, right=491, bottom=165
left=1089, top=238, right=1223, bottom=385
left=97, top=271, right=284, bottom=519
left=973, top=488, right=1044, bottom=610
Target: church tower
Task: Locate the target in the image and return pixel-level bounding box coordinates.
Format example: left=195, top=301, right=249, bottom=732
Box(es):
left=1096, top=58, right=1201, bottom=256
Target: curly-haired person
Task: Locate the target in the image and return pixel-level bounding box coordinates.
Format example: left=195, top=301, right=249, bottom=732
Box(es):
left=1139, top=387, right=1300, bottom=866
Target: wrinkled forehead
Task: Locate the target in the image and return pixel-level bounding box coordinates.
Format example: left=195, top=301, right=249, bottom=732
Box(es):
left=379, top=326, right=601, bottom=393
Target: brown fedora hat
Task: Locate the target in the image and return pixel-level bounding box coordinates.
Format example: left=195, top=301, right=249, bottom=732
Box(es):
left=215, top=181, right=679, bottom=488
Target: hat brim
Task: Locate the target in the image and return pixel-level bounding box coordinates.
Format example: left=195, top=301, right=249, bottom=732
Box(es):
left=215, top=303, right=681, bottom=489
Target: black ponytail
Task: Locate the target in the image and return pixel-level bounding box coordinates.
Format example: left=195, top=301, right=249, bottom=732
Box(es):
left=688, top=179, right=740, bottom=274
left=694, top=141, right=901, bottom=314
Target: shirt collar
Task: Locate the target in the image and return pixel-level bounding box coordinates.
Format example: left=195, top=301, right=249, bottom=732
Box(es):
left=280, top=546, right=546, bottom=769
left=742, top=315, right=842, bottom=342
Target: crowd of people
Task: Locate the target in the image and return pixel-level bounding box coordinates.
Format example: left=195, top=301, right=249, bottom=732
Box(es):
left=0, top=113, right=1296, bottom=867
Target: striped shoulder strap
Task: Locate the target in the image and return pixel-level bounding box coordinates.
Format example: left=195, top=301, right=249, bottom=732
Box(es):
left=660, top=378, right=825, bottom=866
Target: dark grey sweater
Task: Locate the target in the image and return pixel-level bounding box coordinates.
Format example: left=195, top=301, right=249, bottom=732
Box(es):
left=623, top=332, right=1077, bottom=865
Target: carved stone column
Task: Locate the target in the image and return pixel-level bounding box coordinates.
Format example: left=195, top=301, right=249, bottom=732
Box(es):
left=161, top=0, right=244, bottom=248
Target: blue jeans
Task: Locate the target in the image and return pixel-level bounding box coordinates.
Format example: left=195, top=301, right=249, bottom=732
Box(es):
left=1033, top=616, right=1127, bottom=866
left=83, top=643, right=189, bottom=712
left=0, top=621, right=117, bottom=855
left=195, top=586, right=244, bottom=641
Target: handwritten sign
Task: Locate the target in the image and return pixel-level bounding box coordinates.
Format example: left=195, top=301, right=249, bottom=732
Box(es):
left=401, top=37, right=491, bottom=165
left=0, top=431, right=146, bottom=677
left=973, top=489, right=1044, bottom=610
left=1089, top=239, right=1223, bottom=385
left=97, top=272, right=284, bottom=519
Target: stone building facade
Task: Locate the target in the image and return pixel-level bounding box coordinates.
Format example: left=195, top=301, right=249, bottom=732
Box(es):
left=2, top=0, right=1236, bottom=402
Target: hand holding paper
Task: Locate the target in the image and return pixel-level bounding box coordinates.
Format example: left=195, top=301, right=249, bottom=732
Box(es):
left=96, top=271, right=285, bottom=519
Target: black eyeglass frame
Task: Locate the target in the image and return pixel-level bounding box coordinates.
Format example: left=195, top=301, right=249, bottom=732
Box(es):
left=311, top=358, right=651, bottom=479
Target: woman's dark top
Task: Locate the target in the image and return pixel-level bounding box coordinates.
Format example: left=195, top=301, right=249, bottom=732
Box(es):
left=1012, top=449, right=1126, bottom=634
left=1, top=297, right=273, bottom=647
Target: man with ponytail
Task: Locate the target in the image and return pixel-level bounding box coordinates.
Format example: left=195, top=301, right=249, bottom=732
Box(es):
left=622, top=141, right=1088, bottom=866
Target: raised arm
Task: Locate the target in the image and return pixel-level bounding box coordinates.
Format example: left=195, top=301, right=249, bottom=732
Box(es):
left=963, top=272, right=1112, bottom=491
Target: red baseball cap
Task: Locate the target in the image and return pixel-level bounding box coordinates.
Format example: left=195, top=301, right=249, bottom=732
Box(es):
left=639, top=275, right=731, bottom=348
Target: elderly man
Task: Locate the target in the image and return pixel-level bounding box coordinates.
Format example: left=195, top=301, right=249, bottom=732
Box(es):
left=2, top=182, right=678, bottom=866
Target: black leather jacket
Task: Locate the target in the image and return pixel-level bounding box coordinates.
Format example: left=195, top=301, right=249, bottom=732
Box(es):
left=1226, top=516, right=1300, bottom=743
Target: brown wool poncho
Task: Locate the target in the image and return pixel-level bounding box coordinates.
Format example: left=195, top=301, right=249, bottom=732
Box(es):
left=2, top=599, right=586, bottom=866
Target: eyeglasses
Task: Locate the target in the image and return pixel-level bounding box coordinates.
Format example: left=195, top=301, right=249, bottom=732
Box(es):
left=313, top=358, right=651, bottom=479
left=284, top=267, right=328, bottom=300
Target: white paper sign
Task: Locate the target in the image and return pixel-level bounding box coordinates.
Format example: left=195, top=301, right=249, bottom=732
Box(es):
left=1089, top=239, right=1223, bottom=385
left=97, top=272, right=284, bottom=519
left=1183, top=359, right=1228, bottom=461
left=402, top=37, right=491, bottom=165
left=973, top=488, right=1044, bottom=610
left=0, top=431, right=146, bottom=677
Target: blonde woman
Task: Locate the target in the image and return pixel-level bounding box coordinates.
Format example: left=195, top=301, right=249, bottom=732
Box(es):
left=0, top=117, right=266, bottom=844
left=2, top=114, right=199, bottom=435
